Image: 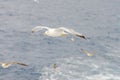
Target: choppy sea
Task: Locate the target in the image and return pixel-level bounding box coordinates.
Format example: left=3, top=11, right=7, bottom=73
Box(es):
left=0, top=0, right=120, bottom=80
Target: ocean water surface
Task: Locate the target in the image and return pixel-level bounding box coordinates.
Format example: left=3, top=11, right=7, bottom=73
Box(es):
left=0, top=0, right=120, bottom=80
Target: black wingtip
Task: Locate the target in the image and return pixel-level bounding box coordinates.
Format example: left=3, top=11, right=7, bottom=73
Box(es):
left=76, top=34, right=87, bottom=39
left=32, top=31, right=34, bottom=33
left=81, top=35, right=86, bottom=39
left=17, top=63, right=28, bottom=66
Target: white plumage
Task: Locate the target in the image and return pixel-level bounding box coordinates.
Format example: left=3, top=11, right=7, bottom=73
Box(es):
left=32, top=26, right=86, bottom=39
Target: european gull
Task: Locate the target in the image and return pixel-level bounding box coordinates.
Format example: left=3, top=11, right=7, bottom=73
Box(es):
left=81, top=49, right=94, bottom=57
left=0, top=62, right=28, bottom=68
left=32, top=26, right=86, bottom=39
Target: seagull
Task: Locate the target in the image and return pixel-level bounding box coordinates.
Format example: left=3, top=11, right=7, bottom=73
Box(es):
left=32, top=26, right=86, bottom=39
left=0, top=62, right=28, bottom=68
left=53, top=63, right=57, bottom=70
left=81, top=49, right=94, bottom=57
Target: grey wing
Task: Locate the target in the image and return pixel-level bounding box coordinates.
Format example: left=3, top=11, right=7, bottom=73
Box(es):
left=54, top=28, right=65, bottom=32
left=16, top=63, right=28, bottom=66
left=59, top=27, right=86, bottom=39
left=10, top=62, right=28, bottom=66
left=32, top=26, right=50, bottom=33
left=17, top=63, right=28, bottom=66
left=58, top=27, right=72, bottom=33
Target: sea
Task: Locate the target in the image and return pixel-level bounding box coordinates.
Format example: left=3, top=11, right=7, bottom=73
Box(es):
left=0, top=0, right=120, bottom=80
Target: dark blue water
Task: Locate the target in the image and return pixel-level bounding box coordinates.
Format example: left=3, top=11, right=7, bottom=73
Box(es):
left=0, top=0, right=120, bottom=80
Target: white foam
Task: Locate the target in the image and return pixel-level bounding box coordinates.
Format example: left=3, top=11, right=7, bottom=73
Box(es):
left=39, top=57, right=120, bottom=80
left=86, top=74, right=120, bottom=80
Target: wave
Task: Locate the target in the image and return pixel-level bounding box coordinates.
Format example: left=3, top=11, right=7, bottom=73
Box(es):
left=39, top=56, right=120, bottom=80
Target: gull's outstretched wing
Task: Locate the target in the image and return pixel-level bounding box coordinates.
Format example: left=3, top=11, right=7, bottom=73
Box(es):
left=32, top=26, right=50, bottom=33
left=81, top=49, right=94, bottom=57
left=0, top=62, right=28, bottom=68
left=16, top=63, right=28, bottom=66
left=59, top=27, right=86, bottom=39
left=9, top=62, right=28, bottom=66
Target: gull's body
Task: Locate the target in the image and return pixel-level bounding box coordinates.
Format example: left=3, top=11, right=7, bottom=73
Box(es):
left=32, top=26, right=86, bottom=39
left=0, top=62, right=28, bottom=68
left=45, top=28, right=67, bottom=37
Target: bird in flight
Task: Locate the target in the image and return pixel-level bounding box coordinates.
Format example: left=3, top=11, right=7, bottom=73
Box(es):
left=32, top=26, right=87, bottom=39
left=81, top=49, right=94, bottom=57
left=0, top=62, right=28, bottom=68
left=53, top=63, right=57, bottom=70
